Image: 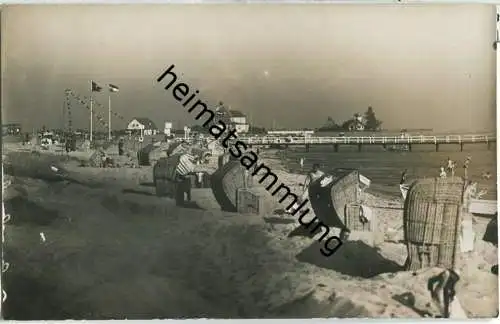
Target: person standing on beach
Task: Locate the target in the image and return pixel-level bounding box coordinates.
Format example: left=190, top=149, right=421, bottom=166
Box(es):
left=287, top=163, right=324, bottom=214
left=400, top=169, right=408, bottom=185
left=299, top=157, right=304, bottom=170
left=463, top=156, right=471, bottom=179
left=440, top=166, right=447, bottom=178
left=446, top=157, right=457, bottom=176
left=118, top=138, right=124, bottom=156
left=399, top=169, right=410, bottom=200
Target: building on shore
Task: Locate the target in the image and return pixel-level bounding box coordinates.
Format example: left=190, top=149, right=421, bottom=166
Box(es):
left=127, top=117, right=159, bottom=136
left=228, top=110, right=249, bottom=133
left=348, top=113, right=366, bottom=131
left=164, top=122, right=173, bottom=136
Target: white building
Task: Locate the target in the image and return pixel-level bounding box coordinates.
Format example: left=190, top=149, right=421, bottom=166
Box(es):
left=127, top=117, right=159, bottom=136
left=164, top=122, right=173, bottom=136
left=349, top=114, right=366, bottom=131
left=228, top=110, right=249, bottom=133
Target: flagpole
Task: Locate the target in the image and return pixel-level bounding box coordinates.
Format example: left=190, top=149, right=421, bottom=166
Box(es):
left=90, top=80, right=93, bottom=143
left=108, top=93, right=112, bottom=141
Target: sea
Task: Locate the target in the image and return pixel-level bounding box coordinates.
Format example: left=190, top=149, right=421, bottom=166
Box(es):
left=280, top=143, right=497, bottom=200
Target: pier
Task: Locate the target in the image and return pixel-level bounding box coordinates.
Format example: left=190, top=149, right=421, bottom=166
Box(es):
left=236, top=133, right=496, bottom=152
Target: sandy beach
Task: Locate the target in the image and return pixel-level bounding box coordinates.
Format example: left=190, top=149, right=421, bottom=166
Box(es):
left=1, top=143, right=498, bottom=319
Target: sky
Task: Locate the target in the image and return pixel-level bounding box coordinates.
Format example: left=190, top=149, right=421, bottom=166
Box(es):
left=1, top=4, right=497, bottom=132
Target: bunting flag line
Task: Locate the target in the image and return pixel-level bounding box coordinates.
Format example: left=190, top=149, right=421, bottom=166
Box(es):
left=91, top=80, right=102, bottom=92
left=65, top=89, right=127, bottom=131
left=65, top=90, right=73, bottom=132
left=67, top=90, right=107, bottom=129
left=108, top=84, right=119, bottom=93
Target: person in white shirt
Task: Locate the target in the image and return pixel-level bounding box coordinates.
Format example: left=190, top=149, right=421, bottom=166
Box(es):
left=439, top=166, right=447, bottom=178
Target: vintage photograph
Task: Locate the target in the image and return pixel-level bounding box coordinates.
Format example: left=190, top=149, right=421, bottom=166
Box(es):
left=1, top=3, right=498, bottom=319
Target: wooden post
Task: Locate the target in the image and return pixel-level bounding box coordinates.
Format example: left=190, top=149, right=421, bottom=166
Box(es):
left=358, top=143, right=362, bottom=152
left=460, top=143, right=464, bottom=152
left=435, top=144, right=439, bottom=152
left=305, top=144, right=310, bottom=152
left=334, top=144, right=339, bottom=152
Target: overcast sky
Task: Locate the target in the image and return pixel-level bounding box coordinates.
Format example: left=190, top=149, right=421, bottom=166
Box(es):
left=1, top=4, right=496, bottom=132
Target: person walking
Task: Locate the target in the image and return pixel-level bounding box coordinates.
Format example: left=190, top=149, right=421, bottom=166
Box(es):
left=299, top=157, right=305, bottom=170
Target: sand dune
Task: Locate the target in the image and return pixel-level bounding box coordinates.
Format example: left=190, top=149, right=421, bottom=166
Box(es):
left=1, top=149, right=498, bottom=319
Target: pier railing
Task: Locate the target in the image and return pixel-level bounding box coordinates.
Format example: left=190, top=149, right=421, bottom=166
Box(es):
left=234, top=134, right=496, bottom=145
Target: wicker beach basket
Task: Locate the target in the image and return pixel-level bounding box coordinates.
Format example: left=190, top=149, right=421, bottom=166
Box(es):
left=148, top=144, right=169, bottom=165
left=403, top=177, right=465, bottom=271
left=137, top=144, right=156, bottom=166
left=211, top=159, right=251, bottom=212
left=308, top=168, right=360, bottom=230
left=153, top=154, right=195, bottom=197
left=166, top=142, right=189, bottom=157
left=89, top=149, right=106, bottom=167
left=344, top=204, right=373, bottom=231
left=217, top=153, right=231, bottom=169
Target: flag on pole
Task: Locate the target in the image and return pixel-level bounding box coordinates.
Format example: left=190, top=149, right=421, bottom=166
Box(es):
left=108, top=84, right=119, bottom=93
left=91, top=81, right=102, bottom=92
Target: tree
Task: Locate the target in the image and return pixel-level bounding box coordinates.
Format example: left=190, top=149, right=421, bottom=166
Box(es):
left=364, top=106, right=382, bottom=131
left=326, top=116, right=338, bottom=128
left=190, top=125, right=209, bottom=134
left=341, top=119, right=354, bottom=131
left=316, top=116, right=341, bottom=132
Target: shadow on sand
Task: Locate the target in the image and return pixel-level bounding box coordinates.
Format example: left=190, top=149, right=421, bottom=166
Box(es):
left=2, top=270, right=74, bottom=320
left=122, top=188, right=155, bottom=196
left=263, top=217, right=297, bottom=225
left=296, top=240, right=403, bottom=279
left=139, top=182, right=156, bottom=187
left=4, top=196, right=61, bottom=226
left=392, top=292, right=434, bottom=318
